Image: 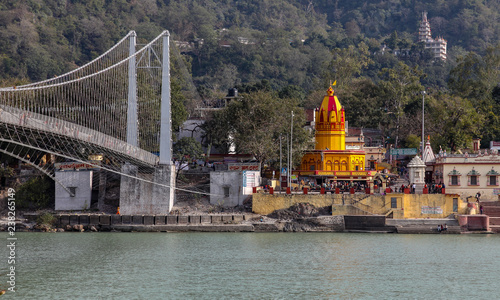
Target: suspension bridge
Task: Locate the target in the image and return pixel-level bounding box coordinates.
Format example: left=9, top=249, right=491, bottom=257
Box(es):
left=0, top=30, right=177, bottom=214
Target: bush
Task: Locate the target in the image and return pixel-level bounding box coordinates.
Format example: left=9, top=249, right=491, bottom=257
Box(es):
left=36, top=212, right=56, bottom=227
left=16, top=176, right=54, bottom=210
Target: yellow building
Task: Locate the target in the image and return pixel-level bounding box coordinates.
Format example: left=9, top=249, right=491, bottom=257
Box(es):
left=295, top=85, right=374, bottom=184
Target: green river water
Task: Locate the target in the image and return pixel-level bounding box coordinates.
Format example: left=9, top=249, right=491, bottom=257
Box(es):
left=1, top=232, right=499, bottom=299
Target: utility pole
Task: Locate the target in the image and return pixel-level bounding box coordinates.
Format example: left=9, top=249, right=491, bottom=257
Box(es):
left=289, top=111, right=294, bottom=189
left=279, top=134, right=282, bottom=193
left=421, top=90, right=426, bottom=157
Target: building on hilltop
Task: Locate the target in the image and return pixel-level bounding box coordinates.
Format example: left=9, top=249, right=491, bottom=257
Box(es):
left=419, top=11, right=447, bottom=61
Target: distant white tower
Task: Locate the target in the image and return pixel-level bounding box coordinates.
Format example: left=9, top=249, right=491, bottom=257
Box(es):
left=418, top=11, right=447, bottom=61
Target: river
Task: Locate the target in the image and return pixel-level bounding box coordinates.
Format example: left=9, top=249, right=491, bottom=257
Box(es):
left=1, top=232, right=499, bottom=299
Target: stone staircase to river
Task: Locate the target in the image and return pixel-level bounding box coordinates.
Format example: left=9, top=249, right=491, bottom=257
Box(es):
left=481, top=201, right=500, bottom=233
left=390, top=176, right=410, bottom=192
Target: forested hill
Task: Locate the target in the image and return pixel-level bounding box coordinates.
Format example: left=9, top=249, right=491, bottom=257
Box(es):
left=1, top=0, right=500, bottom=153
left=1, top=0, right=498, bottom=86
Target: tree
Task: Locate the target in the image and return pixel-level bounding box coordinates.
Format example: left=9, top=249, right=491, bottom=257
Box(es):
left=325, top=42, right=373, bottom=90
left=202, top=90, right=312, bottom=169
left=201, top=108, right=234, bottom=154
left=427, top=94, right=482, bottom=152
left=340, top=78, right=382, bottom=128
left=404, top=134, right=420, bottom=149
left=378, top=62, right=425, bottom=148
left=173, top=137, right=203, bottom=178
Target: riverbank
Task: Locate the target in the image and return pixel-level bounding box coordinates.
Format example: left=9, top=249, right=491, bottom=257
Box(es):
left=1, top=212, right=486, bottom=234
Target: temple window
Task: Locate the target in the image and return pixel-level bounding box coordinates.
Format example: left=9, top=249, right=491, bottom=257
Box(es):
left=487, top=168, right=499, bottom=186
left=467, top=168, right=481, bottom=186
left=448, top=168, right=461, bottom=186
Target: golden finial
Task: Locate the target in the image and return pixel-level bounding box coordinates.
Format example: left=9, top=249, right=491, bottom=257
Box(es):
left=327, top=80, right=336, bottom=96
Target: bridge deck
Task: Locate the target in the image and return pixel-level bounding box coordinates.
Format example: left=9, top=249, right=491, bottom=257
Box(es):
left=0, top=105, right=159, bottom=166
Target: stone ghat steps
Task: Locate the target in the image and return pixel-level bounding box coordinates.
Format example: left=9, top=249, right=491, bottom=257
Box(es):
left=480, top=201, right=500, bottom=207
left=489, top=225, right=500, bottom=233
left=344, top=226, right=397, bottom=233
left=489, top=217, right=500, bottom=226
left=482, top=206, right=500, bottom=217
left=396, top=225, right=461, bottom=234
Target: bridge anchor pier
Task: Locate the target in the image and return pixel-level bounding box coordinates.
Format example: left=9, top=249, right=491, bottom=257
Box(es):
left=119, top=164, right=176, bottom=215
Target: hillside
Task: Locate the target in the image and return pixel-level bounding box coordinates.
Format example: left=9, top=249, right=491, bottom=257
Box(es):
left=0, top=0, right=499, bottom=152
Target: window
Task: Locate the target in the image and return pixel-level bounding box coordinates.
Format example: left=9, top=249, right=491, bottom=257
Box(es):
left=486, top=169, right=499, bottom=186
left=453, top=198, right=458, bottom=212
left=391, top=197, right=397, bottom=208
left=223, top=187, right=230, bottom=198
left=448, top=168, right=461, bottom=186
left=467, top=168, right=480, bottom=186
left=68, top=187, right=76, bottom=197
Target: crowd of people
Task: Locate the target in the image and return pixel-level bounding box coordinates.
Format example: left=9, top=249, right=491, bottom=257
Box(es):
left=395, top=182, right=446, bottom=194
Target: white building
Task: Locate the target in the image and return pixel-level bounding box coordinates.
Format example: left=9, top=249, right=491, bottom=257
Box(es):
left=55, top=163, right=94, bottom=210
left=433, top=150, right=500, bottom=201
left=210, top=168, right=261, bottom=207
left=419, top=11, right=447, bottom=60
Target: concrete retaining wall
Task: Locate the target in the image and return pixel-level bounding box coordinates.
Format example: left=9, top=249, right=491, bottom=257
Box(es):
left=45, top=214, right=251, bottom=227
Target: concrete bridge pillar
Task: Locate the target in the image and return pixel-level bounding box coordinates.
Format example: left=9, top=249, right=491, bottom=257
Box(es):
left=119, top=163, right=176, bottom=215
left=119, top=163, right=140, bottom=215
left=152, top=164, right=176, bottom=214
left=98, top=170, right=107, bottom=211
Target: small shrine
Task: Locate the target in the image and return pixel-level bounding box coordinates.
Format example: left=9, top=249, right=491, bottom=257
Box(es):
left=408, top=155, right=426, bottom=193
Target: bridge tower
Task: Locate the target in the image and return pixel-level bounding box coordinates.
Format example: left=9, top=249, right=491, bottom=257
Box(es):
left=119, top=31, right=176, bottom=215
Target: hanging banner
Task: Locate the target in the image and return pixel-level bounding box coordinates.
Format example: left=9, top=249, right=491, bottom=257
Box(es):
left=390, top=148, right=417, bottom=156
left=228, top=163, right=260, bottom=171
left=55, top=162, right=100, bottom=171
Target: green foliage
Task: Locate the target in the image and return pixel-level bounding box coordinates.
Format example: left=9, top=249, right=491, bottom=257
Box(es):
left=378, top=62, right=425, bottom=148
left=404, top=134, right=421, bottom=149
left=2, top=0, right=500, bottom=157
left=0, top=165, right=14, bottom=178
left=203, top=90, right=312, bottom=168
left=427, top=94, right=482, bottom=152
left=173, top=136, right=204, bottom=176
left=36, top=212, right=56, bottom=228
left=16, top=176, right=54, bottom=210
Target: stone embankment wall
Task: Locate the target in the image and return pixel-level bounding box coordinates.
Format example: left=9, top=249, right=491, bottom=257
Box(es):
left=253, top=193, right=469, bottom=219
left=252, top=193, right=368, bottom=215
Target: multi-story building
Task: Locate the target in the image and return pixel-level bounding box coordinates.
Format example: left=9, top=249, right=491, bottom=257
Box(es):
left=419, top=11, right=447, bottom=60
